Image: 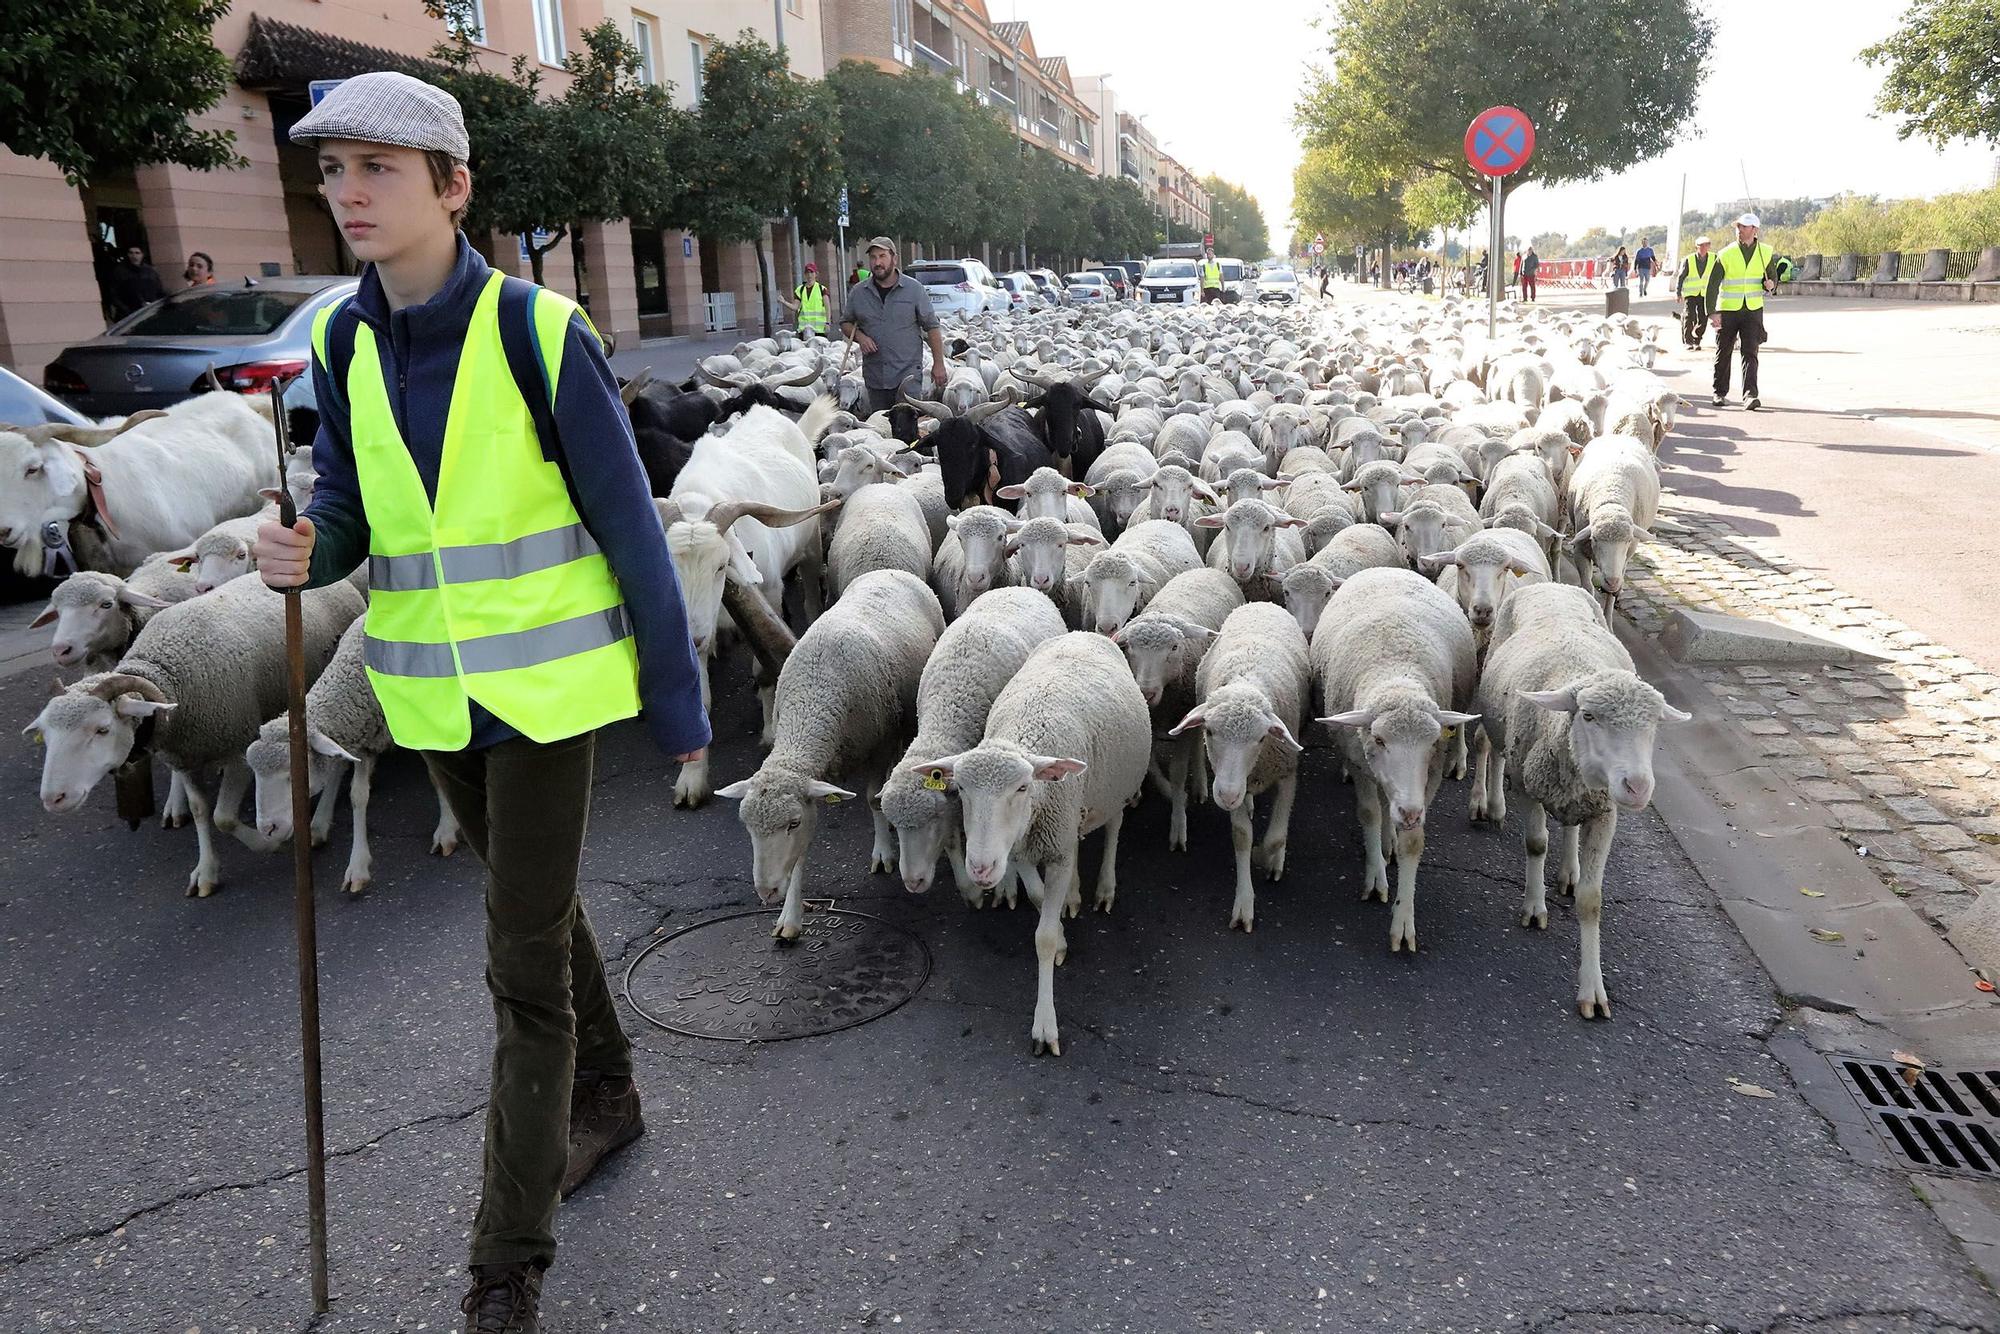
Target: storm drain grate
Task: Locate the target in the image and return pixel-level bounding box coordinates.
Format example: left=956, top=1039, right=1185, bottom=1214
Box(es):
left=1827, top=1053, right=2000, bottom=1180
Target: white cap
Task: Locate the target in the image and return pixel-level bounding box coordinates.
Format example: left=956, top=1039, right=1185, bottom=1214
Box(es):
left=1736, top=212, right=1761, bottom=228
left=1695, top=235, right=1711, bottom=245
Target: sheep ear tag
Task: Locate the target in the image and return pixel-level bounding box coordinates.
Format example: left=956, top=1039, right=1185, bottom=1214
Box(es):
left=824, top=793, right=843, bottom=805
left=1441, top=726, right=1459, bottom=741
left=923, top=770, right=949, bottom=792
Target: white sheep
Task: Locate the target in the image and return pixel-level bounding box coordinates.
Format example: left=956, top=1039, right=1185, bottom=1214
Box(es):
left=25, top=575, right=364, bottom=896
left=1563, top=434, right=1660, bottom=609
left=916, top=632, right=1152, bottom=1056
left=1342, top=459, right=1420, bottom=525
left=716, top=570, right=945, bottom=939
left=1079, top=519, right=1202, bottom=636
left=244, top=617, right=462, bottom=894
left=1280, top=519, right=1406, bottom=639
left=1005, top=517, right=1103, bottom=626
left=1470, top=581, right=1690, bottom=1018
left=880, top=586, right=1068, bottom=904
left=1167, top=602, right=1310, bottom=932
left=931, top=505, right=1022, bottom=618
left=1385, top=482, right=1481, bottom=569
left=31, top=559, right=195, bottom=673
left=996, top=466, right=1103, bottom=531
left=826, top=483, right=935, bottom=599
left=1080, top=441, right=1160, bottom=533
left=1425, top=525, right=1551, bottom=641
left=1113, top=567, right=1244, bottom=848
left=1311, top=566, right=1478, bottom=951
left=1478, top=450, right=1563, bottom=539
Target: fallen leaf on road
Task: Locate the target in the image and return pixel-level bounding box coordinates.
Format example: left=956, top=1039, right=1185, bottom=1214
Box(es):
left=1728, top=1078, right=1777, bottom=1099
left=1892, top=1049, right=1925, bottom=1069
left=1974, top=833, right=2000, bottom=846
left=1809, top=928, right=1844, bottom=943
left=1799, top=888, right=1826, bottom=898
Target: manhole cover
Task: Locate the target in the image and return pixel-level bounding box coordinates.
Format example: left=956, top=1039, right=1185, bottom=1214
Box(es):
left=623, top=907, right=931, bottom=1042
left=1827, top=1053, right=2000, bottom=1180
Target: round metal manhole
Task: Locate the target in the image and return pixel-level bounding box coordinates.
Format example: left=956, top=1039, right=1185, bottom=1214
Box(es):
left=623, top=907, right=931, bottom=1042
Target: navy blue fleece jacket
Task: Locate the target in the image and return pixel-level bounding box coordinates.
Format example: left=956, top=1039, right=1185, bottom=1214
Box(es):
left=301, top=236, right=709, bottom=756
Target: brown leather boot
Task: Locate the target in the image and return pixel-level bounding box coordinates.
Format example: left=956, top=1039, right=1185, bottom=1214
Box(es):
left=461, top=1262, right=541, bottom=1334
left=562, top=1074, right=644, bottom=1198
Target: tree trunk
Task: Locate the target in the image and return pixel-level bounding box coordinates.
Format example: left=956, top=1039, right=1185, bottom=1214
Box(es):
left=527, top=225, right=568, bottom=288
left=753, top=229, right=774, bottom=340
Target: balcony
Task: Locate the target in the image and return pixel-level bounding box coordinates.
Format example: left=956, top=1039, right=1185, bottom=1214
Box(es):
left=1119, top=156, right=1140, bottom=181
left=987, top=84, right=1016, bottom=108
left=910, top=40, right=954, bottom=77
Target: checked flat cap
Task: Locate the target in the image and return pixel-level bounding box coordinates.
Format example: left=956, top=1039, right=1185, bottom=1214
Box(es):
left=289, top=71, right=470, bottom=161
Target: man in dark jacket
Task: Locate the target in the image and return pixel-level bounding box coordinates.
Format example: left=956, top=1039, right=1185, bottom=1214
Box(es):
left=105, top=245, right=165, bottom=321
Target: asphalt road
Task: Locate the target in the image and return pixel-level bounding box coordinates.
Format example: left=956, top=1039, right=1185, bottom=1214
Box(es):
left=4, top=646, right=1996, bottom=1333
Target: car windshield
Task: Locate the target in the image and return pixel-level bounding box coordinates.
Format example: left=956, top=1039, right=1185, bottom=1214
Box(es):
left=910, top=264, right=969, bottom=286
left=1146, top=262, right=1197, bottom=280
left=1067, top=274, right=1103, bottom=285
left=116, top=288, right=315, bottom=337
left=1219, top=262, right=1245, bottom=280
left=1263, top=270, right=1296, bottom=283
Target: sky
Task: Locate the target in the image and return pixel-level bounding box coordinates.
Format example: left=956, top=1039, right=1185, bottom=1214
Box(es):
left=1013, top=0, right=1998, bottom=253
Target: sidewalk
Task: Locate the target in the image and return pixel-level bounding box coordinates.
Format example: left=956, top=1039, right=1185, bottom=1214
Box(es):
left=608, top=329, right=772, bottom=387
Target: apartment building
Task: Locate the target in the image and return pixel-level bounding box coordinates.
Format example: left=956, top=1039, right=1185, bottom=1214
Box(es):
left=0, top=0, right=841, bottom=380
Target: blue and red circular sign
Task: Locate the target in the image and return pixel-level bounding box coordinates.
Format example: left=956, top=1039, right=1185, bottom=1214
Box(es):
left=1464, top=106, right=1535, bottom=177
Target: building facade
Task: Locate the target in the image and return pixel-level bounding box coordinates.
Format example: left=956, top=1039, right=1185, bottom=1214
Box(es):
left=0, top=0, right=841, bottom=380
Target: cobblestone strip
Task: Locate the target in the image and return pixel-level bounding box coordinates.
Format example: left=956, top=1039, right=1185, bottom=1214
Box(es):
left=1616, top=508, right=2000, bottom=936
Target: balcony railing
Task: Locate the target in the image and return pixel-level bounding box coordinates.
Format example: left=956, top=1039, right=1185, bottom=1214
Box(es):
left=987, top=84, right=1016, bottom=107
left=910, top=40, right=954, bottom=76
left=1120, top=158, right=1140, bottom=181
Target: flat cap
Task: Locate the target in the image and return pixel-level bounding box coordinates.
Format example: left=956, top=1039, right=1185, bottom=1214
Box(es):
left=289, top=71, right=470, bottom=161
left=862, top=236, right=897, bottom=254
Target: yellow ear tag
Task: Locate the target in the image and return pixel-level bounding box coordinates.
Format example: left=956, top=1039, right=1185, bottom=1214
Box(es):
left=1441, top=726, right=1458, bottom=740
left=923, top=770, right=948, bottom=792
left=824, top=794, right=842, bottom=805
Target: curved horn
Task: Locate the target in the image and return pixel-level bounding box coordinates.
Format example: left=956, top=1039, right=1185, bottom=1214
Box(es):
left=653, top=498, right=685, bottom=527
left=84, top=672, right=167, bottom=704
left=963, top=387, right=1018, bottom=425
left=619, top=366, right=655, bottom=405
left=39, top=409, right=171, bottom=448
left=905, top=395, right=955, bottom=422
left=704, top=496, right=842, bottom=534
left=760, top=362, right=822, bottom=389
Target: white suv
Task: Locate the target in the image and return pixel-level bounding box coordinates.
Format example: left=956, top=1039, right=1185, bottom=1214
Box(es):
left=907, top=258, right=1010, bottom=319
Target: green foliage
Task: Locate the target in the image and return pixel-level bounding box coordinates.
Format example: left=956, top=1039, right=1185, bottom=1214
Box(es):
left=1201, top=176, right=1271, bottom=259
left=0, top=0, right=243, bottom=185
left=1401, top=172, right=1482, bottom=239
left=1682, top=197, right=1824, bottom=231
left=1291, top=146, right=1415, bottom=283
left=1789, top=187, right=2000, bottom=254
left=678, top=34, right=840, bottom=245
left=1862, top=0, right=2000, bottom=149
left=1294, top=0, right=1713, bottom=194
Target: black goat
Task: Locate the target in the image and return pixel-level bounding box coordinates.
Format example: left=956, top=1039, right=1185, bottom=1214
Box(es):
left=1022, top=378, right=1115, bottom=480
left=622, top=372, right=789, bottom=497
left=905, top=395, right=1054, bottom=509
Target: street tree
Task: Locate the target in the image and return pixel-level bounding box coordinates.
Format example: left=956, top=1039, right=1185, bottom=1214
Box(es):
left=1401, top=172, right=1482, bottom=247
left=1, top=0, right=244, bottom=185
left=1294, top=0, right=1713, bottom=242
left=1202, top=176, right=1272, bottom=258
left=678, top=34, right=843, bottom=334
left=1863, top=0, right=2000, bottom=149
left=827, top=62, right=988, bottom=252
left=1291, top=146, right=1413, bottom=286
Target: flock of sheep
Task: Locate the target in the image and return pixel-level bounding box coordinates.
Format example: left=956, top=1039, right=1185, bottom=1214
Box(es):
left=2, top=285, right=1695, bottom=1057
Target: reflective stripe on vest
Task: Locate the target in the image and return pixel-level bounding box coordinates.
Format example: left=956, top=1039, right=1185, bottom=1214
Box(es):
left=1714, top=242, right=1773, bottom=311
left=1201, top=261, right=1222, bottom=288
left=795, top=283, right=828, bottom=332
left=1680, top=252, right=1713, bottom=297
left=310, top=272, right=641, bottom=750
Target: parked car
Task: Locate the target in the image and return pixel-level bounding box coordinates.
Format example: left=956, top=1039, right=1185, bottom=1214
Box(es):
left=1064, top=272, right=1111, bottom=304
left=1027, top=268, right=1064, bottom=300
left=997, top=271, right=1050, bottom=312
left=44, top=275, right=358, bottom=418
left=1216, top=258, right=1251, bottom=303
left=906, top=258, right=1010, bottom=319
left=1138, top=259, right=1201, bottom=306
left=1091, top=266, right=1131, bottom=300
left=1254, top=267, right=1300, bottom=305
left=1110, top=259, right=1146, bottom=290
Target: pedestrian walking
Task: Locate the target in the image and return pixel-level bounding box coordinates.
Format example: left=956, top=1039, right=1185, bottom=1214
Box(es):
left=1199, top=250, right=1225, bottom=304
left=1611, top=246, right=1631, bottom=289
left=1675, top=235, right=1715, bottom=349
left=1708, top=212, right=1779, bottom=410
left=105, top=244, right=165, bottom=320
left=253, top=71, right=709, bottom=1334
left=1510, top=251, right=1521, bottom=294
left=183, top=251, right=217, bottom=289
left=840, top=237, right=949, bottom=414
left=1519, top=246, right=1540, bottom=303
left=1633, top=237, right=1656, bottom=296
left=777, top=261, right=831, bottom=336
left=1318, top=266, right=1331, bottom=299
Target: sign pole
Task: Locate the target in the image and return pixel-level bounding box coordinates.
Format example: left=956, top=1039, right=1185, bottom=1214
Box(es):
left=1488, top=173, right=1503, bottom=338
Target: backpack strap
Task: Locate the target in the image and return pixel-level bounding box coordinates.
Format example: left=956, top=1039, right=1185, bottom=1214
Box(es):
left=496, top=275, right=563, bottom=464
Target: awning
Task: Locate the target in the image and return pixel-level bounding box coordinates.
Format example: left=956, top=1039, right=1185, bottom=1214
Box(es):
left=235, top=13, right=441, bottom=92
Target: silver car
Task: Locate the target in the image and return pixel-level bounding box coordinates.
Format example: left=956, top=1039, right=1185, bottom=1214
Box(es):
left=44, top=276, right=357, bottom=418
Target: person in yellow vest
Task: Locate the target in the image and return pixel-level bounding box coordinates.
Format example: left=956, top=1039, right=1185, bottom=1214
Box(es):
left=1674, top=235, right=1715, bottom=350
left=253, top=72, right=708, bottom=1334
left=777, top=260, right=830, bottom=335
left=1706, top=212, right=1779, bottom=410
left=1200, top=250, right=1225, bottom=303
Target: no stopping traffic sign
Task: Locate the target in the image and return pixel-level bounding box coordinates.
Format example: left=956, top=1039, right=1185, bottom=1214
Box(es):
left=1464, top=106, right=1535, bottom=176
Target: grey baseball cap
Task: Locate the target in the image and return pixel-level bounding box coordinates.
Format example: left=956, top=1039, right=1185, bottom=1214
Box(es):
left=862, top=236, right=897, bottom=254
left=289, top=71, right=470, bottom=161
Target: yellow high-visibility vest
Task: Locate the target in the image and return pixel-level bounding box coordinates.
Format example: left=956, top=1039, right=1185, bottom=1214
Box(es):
left=310, top=271, right=640, bottom=751
left=1680, top=251, right=1713, bottom=298
left=795, top=282, right=828, bottom=333
left=1714, top=242, right=1774, bottom=312
left=1201, top=260, right=1223, bottom=289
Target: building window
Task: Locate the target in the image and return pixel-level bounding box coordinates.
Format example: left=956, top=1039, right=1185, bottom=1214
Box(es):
left=786, top=0, right=804, bottom=14
left=689, top=38, right=707, bottom=100
left=447, top=0, right=486, bottom=44
left=632, top=15, right=656, bottom=84
left=532, top=0, right=566, bottom=64
left=891, top=0, right=912, bottom=60
left=911, top=2, right=955, bottom=76
left=988, top=57, right=1016, bottom=105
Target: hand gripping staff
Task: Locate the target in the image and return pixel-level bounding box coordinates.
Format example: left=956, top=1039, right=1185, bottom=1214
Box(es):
left=262, top=379, right=331, bottom=1313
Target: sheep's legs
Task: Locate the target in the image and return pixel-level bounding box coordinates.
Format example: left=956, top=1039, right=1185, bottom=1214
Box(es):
left=1014, top=860, right=1041, bottom=912
left=1063, top=839, right=1084, bottom=918
left=1389, top=822, right=1426, bottom=953
left=799, top=538, right=827, bottom=624
left=773, top=860, right=808, bottom=941
left=1228, top=798, right=1256, bottom=932
left=1521, top=800, right=1550, bottom=929
left=867, top=778, right=897, bottom=874
left=1031, top=857, right=1075, bottom=1056
left=309, top=760, right=344, bottom=848
left=1093, top=808, right=1126, bottom=913
left=947, top=829, right=980, bottom=906
left=343, top=756, right=376, bottom=894
left=1556, top=824, right=1581, bottom=896
left=1448, top=726, right=1468, bottom=781
left=218, top=761, right=281, bottom=852
left=1353, top=778, right=1391, bottom=903
left=429, top=772, right=462, bottom=856
left=162, top=770, right=189, bottom=829
left=1191, top=740, right=1210, bottom=806
left=180, top=771, right=223, bottom=898
left=1574, top=810, right=1619, bottom=1019
left=673, top=750, right=712, bottom=808
left=1257, top=772, right=1297, bottom=881
left=1165, top=739, right=1192, bottom=852
left=1469, top=728, right=1506, bottom=824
